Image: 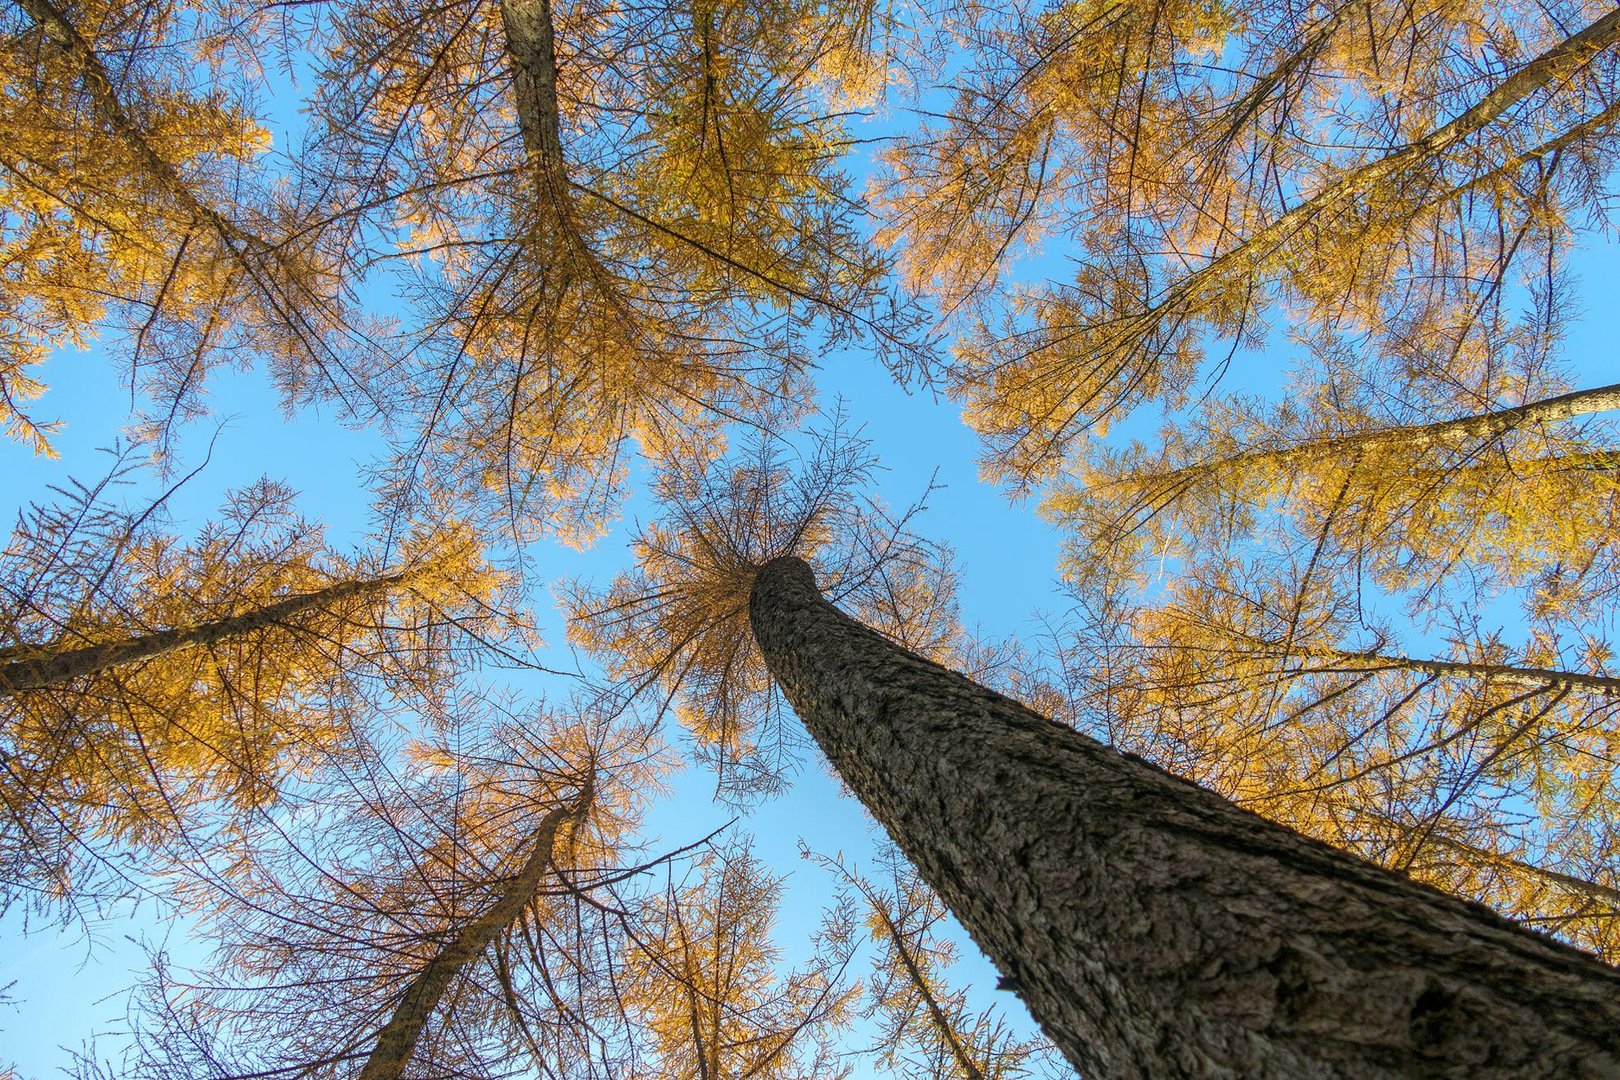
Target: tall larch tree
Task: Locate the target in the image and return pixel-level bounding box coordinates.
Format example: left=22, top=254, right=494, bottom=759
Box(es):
left=877, top=0, right=1620, bottom=485
left=565, top=421, right=968, bottom=801
left=573, top=433, right=1620, bottom=1076
left=621, top=840, right=857, bottom=1079
left=1034, top=353, right=1620, bottom=956
left=809, top=844, right=1060, bottom=1079
left=0, top=0, right=358, bottom=454
left=101, top=700, right=672, bottom=1079
left=0, top=456, right=522, bottom=915
left=290, top=0, right=912, bottom=543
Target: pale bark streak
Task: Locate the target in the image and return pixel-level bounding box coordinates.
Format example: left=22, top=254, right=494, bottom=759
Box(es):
left=1303, top=646, right=1620, bottom=698
left=1124, top=383, right=1620, bottom=493
left=1134, top=10, right=1620, bottom=335
left=357, top=786, right=591, bottom=1080
left=750, top=555, right=1620, bottom=1079
left=0, top=571, right=411, bottom=696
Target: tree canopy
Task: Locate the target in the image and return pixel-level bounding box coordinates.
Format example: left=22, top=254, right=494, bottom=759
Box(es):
left=5, top=0, right=1620, bottom=1074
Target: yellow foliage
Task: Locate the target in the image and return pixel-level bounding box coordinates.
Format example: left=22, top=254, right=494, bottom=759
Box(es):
left=626, top=842, right=856, bottom=1079
left=563, top=423, right=963, bottom=801
left=0, top=0, right=340, bottom=452
left=0, top=469, right=523, bottom=902
left=874, top=0, right=1620, bottom=484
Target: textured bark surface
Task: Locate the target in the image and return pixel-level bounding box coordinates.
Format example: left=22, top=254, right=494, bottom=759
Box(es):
left=0, top=571, right=409, bottom=697
left=358, top=787, right=589, bottom=1080
left=749, top=556, right=1620, bottom=1080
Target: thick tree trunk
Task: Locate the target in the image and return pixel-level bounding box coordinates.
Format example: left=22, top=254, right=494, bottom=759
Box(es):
left=749, top=556, right=1620, bottom=1079
left=0, top=571, right=410, bottom=697
left=358, top=785, right=591, bottom=1080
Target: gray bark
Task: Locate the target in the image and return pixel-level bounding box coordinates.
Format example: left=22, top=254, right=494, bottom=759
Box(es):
left=357, top=785, right=590, bottom=1080
left=0, top=571, right=409, bottom=697
left=749, top=555, right=1620, bottom=1079
left=1132, top=382, right=1620, bottom=491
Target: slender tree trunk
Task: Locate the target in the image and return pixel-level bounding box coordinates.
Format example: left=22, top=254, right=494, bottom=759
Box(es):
left=1124, top=382, right=1620, bottom=492
left=1362, top=813, right=1620, bottom=910
left=17, top=0, right=267, bottom=251
left=749, top=555, right=1620, bottom=1079
left=1302, top=646, right=1620, bottom=698
left=498, top=0, right=570, bottom=197
left=0, top=571, right=410, bottom=697
left=1131, top=9, right=1620, bottom=332
left=869, top=894, right=985, bottom=1080
left=358, top=785, right=591, bottom=1080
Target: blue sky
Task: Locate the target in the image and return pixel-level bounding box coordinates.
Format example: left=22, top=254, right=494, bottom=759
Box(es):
left=7, top=223, right=1617, bottom=1069
left=5, top=22, right=1620, bottom=1072
left=0, top=312, right=1075, bottom=1075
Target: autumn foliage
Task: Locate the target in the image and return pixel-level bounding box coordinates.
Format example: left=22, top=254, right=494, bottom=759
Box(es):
left=5, top=0, right=1620, bottom=1073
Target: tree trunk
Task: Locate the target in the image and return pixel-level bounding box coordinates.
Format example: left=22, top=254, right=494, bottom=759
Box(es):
left=1301, top=646, right=1620, bottom=698
left=358, top=784, right=591, bottom=1080
left=0, top=570, right=410, bottom=697
left=1135, top=8, right=1620, bottom=328
left=18, top=0, right=266, bottom=251
left=749, top=555, right=1620, bottom=1079
left=1124, top=382, right=1620, bottom=492
left=869, top=891, right=986, bottom=1080
left=498, top=0, right=569, bottom=197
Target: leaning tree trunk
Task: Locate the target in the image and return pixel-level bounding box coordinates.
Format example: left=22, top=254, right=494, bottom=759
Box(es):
left=749, top=556, right=1620, bottom=1079
left=1126, top=381, right=1620, bottom=491
left=0, top=570, right=414, bottom=697
left=358, top=783, right=591, bottom=1080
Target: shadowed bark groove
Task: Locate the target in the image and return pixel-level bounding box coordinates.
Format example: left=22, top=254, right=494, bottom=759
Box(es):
left=748, top=555, right=1620, bottom=1079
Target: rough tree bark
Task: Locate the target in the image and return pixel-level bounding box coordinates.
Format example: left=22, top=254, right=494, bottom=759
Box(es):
left=749, top=555, right=1620, bottom=1080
